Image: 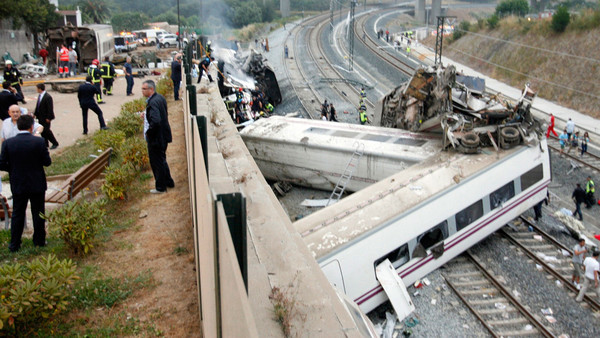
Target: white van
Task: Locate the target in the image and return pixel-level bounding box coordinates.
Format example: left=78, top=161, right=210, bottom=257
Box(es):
left=133, top=29, right=169, bottom=46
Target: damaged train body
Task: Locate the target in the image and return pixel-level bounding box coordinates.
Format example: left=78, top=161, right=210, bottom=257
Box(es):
left=47, top=24, right=114, bottom=74
left=376, top=65, right=540, bottom=154
left=217, top=48, right=282, bottom=106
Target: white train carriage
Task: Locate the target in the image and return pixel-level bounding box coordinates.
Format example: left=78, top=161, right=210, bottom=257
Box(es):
left=240, top=117, right=441, bottom=192
left=294, top=135, right=550, bottom=313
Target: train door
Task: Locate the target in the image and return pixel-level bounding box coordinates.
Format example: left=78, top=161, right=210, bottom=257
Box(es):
left=322, top=260, right=346, bottom=293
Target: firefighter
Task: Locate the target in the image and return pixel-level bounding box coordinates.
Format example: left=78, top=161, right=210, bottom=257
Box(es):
left=360, top=87, right=366, bottom=100
left=57, top=43, right=70, bottom=78
left=100, top=56, right=116, bottom=95
left=3, top=60, right=25, bottom=103
left=87, top=59, right=103, bottom=103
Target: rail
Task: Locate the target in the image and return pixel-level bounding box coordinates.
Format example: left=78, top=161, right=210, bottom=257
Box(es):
left=501, top=217, right=600, bottom=311
left=444, top=252, right=555, bottom=337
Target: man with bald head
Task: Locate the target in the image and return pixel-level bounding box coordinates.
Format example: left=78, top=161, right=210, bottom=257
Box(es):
left=2, top=105, right=43, bottom=141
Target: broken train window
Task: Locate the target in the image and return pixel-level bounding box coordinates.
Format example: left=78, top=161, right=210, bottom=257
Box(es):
left=412, top=221, right=448, bottom=259
left=490, top=181, right=515, bottom=209
left=374, top=244, right=410, bottom=270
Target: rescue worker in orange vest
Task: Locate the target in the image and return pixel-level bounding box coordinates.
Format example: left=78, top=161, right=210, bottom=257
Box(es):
left=57, top=43, right=70, bottom=78
left=100, top=56, right=116, bottom=96
left=87, top=59, right=104, bottom=103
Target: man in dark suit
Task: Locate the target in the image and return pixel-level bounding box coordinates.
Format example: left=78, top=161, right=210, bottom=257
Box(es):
left=0, top=81, right=23, bottom=120
left=34, top=83, right=59, bottom=149
left=78, top=75, right=108, bottom=135
left=0, top=115, right=52, bottom=252
left=142, top=80, right=174, bottom=194
left=170, top=54, right=182, bottom=100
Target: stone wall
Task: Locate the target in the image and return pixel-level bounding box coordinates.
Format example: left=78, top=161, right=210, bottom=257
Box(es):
left=0, top=20, right=34, bottom=66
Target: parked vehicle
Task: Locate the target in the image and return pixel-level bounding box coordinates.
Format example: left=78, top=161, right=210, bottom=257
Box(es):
left=158, top=34, right=178, bottom=48
left=133, top=29, right=169, bottom=46
left=114, top=34, right=137, bottom=53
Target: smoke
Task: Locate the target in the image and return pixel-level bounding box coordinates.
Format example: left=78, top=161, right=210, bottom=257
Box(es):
left=200, top=0, right=234, bottom=35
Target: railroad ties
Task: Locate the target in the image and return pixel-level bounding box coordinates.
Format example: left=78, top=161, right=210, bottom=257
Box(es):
left=443, top=252, right=555, bottom=337
left=501, top=217, right=600, bottom=311
left=547, top=136, right=600, bottom=173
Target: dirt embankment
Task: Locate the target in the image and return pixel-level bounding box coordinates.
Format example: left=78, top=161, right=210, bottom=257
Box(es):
left=427, top=16, right=600, bottom=118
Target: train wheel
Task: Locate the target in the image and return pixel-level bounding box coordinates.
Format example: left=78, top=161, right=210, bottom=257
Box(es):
left=461, top=132, right=480, bottom=148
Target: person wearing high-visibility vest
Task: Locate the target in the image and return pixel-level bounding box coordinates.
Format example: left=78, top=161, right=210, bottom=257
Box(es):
left=87, top=59, right=104, bottom=103
left=100, top=56, right=116, bottom=96
left=359, top=109, right=368, bottom=125
left=3, top=60, right=25, bottom=103
left=57, top=43, right=70, bottom=78
left=585, top=176, right=595, bottom=208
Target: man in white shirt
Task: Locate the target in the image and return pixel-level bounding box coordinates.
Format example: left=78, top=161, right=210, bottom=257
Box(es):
left=566, top=118, right=575, bottom=140
left=1, top=105, right=43, bottom=141
left=576, top=250, right=600, bottom=302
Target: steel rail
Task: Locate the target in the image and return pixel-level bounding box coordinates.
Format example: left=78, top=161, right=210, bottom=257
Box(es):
left=501, top=217, right=600, bottom=311
left=445, top=251, right=556, bottom=338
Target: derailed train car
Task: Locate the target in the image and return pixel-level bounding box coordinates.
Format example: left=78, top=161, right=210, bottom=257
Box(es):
left=376, top=65, right=540, bottom=154
left=47, top=24, right=114, bottom=74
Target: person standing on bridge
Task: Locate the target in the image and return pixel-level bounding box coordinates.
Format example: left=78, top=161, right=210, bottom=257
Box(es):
left=546, top=113, right=558, bottom=138
left=170, top=54, right=182, bottom=101
left=575, top=250, right=600, bottom=302
left=142, top=80, right=174, bottom=194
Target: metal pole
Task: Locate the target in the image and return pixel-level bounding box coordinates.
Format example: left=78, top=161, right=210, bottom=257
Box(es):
left=349, top=0, right=356, bottom=71
left=177, top=0, right=181, bottom=48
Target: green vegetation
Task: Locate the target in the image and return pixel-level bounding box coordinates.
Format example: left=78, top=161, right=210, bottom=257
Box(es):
left=0, top=255, right=79, bottom=333
left=0, top=96, right=158, bottom=335
left=551, top=5, right=571, bottom=32
left=44, top=200, right=106, bottom=255
left=496, top=0, right=530, bottom=17
left=487, top=14, right=500, bottom=29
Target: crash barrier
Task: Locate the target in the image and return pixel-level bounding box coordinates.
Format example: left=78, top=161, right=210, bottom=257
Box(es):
left=183, top=77, right=258, bottom=337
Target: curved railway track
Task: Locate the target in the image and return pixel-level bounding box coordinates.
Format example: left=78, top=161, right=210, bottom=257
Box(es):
left=444, top=252, right=555, bottom=337
left=501, top=217, right=600, bottom=311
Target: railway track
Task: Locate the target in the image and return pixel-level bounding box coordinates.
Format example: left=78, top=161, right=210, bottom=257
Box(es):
left=501, top=217, right=600, bottom=311
left=444, top=252, right=555, bottom=337
left=545, top=136, right=600, bottom=174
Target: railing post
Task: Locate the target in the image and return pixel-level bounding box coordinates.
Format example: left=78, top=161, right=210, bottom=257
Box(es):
left=187, top=85, right=197, bottom=115
left=195, top=116, right=208, bottom=177
left=216, top=193, right=248, bottom=293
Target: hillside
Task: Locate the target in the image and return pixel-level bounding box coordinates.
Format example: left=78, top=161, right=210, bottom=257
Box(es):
left=427, top=14, right=600, bottom=118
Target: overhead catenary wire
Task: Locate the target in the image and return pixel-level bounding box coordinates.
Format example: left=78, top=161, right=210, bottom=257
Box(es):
left=445, top=45, right=600, bottom=101
left=453, top=28, right=600, bottom=64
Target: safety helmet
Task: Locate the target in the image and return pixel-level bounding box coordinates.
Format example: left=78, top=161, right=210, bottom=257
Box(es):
left=207, top=40, right=211, bottom=45
left=239, top=88, right=243, bottom=92
left=92, top=59, right=99, bottom=66
left=5, top=60, right=12, bottom=65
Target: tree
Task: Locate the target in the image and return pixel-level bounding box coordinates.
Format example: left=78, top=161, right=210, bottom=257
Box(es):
left=79, top=0, right=111, bottom=24
left=231, top=1, right=262, bottom=27
left=551, top=5, right=570, bottom=32
left=111, top=12, right=148, bottom=32
left=496, top=0, right=529, bottom=17
left=452, top=20, right=470, bottom=40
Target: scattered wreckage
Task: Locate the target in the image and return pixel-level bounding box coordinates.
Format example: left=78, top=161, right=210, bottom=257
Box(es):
left=377, top=65, right=542, bottom=154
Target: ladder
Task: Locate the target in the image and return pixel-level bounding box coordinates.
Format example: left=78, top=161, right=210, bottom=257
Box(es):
left=327, top=142, right=365, bottom=206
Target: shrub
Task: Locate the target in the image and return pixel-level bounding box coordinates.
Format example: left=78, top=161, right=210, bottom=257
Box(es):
left=551, top=5, right=570, bottom=32
left=496, top=0, right=529, bottom=18
left=93, top=129, right=126, bottom=153
left=121, top=98, right=147, bottom=114
left=101, top=163, right=135, bottom=200
left=156, top=76, right=173, bottom=98
left=119, top=136, right=149, bottom=170
left=452, top=20, right=471, bottom=40
left=487, top=14, right=500, bottom=29
left=0, top=255, right=79, bottom=332
left=112, top=109, right=144, bottom=138
left=44, top=200, right=106, bottom=255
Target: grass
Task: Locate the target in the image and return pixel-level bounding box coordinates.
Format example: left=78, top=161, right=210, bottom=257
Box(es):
left=0, top=96, right=164, bottom=335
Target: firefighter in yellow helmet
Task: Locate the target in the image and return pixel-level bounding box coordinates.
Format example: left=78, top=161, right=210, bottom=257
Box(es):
left=87, top=59, right=103, bottom=103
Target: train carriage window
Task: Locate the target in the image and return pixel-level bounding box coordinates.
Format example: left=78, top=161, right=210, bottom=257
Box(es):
left=413, top=221, right=448, bottom=259
left=490, top=181, right=515, bottom=209
left=520, top=164, right=544, bottom=192
left=456, top=200, right=484, bottom=231
left=374, top=244, right=409, bottom=270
